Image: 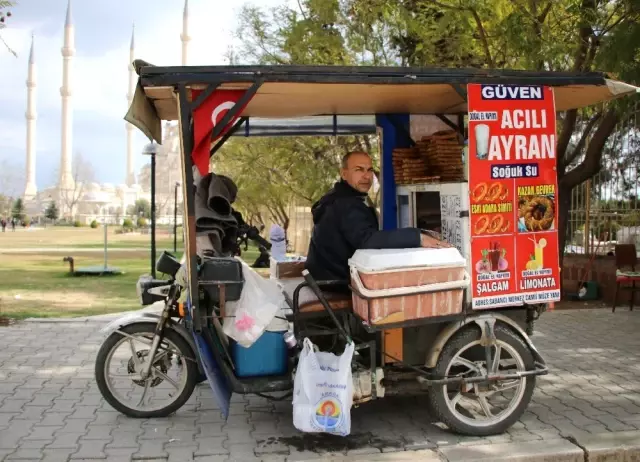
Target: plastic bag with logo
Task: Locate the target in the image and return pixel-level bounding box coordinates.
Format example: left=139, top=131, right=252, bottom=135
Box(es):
left=292, top=338, right=355, bottom=436
left=223, top=259, right=285, bottom=348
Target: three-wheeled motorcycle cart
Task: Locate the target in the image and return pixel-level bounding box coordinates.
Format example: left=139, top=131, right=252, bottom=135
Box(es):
left=95, top=63, right=638, bottom=436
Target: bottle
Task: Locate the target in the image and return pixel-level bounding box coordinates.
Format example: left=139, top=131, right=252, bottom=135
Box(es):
left=283, top=332, right=297, bottom=349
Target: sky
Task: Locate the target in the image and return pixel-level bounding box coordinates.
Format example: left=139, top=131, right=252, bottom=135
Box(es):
left=0, top=0, right=287, bottom=195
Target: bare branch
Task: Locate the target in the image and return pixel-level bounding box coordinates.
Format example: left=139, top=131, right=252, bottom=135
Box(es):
left=0, top=34, right=16, bottom=57
left=572, top=0, right=596, bottom=72
left=560, top=108, right=619, bottom=189
left=419, top=0, right=494, bottom=66
left=538, top=2, right=553, bottom=23
left=469, top=8, right=495, bottom=67
left=296, top=0, right=307, bottom=20
left=599, top=1, right=624, bottom=35
left=565, top=111, right=602, bottom=166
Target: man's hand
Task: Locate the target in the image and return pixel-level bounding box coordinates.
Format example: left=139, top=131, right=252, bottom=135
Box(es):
left=421, top=234, right=451, bottom=248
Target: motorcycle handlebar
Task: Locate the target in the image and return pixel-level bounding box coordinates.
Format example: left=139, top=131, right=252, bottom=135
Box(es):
left=253, top=234, right=272, bottom=250
left=243, top=225, right=272, bottom=250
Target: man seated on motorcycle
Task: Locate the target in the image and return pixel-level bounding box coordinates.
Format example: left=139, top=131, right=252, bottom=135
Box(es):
left=305, top=150, right=447, bottom=285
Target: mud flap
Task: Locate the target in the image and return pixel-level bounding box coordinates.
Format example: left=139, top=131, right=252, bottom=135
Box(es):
left=192, top=331, right=232, bottom=418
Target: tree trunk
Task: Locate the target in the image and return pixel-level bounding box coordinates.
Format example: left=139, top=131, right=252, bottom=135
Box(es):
left=557, top=108, right=619, bottom=266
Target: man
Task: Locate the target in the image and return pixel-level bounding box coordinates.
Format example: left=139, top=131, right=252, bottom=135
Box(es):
left=305, top=151, right=447, bottom=282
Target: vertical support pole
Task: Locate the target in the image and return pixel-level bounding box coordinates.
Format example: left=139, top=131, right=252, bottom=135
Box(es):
left=103, top=222, right=108, bottom=270
left=584, top=179, right=591, bottom=257
left=176, top=84, right=202, bottom=332
left=375, top=114, right=410, bottom=230
left=173, top=182, right=178, bottom=253
left=151, top=152, right=157, bottom=279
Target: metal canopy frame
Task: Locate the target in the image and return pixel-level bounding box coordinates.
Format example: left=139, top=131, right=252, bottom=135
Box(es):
left=140, top=63, right=607, bottom=87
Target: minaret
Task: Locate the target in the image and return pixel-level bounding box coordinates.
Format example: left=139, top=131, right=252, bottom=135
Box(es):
left=180, top=0, right=190, bottom=65
left=59, top=0, right=74, bottom=190
left=24, top=35, right=38, bottom=199
left=125, top=25, right=135, bottom=186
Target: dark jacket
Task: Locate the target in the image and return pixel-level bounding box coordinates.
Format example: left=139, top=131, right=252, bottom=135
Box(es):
left=305, top=180, right=421, bottom=282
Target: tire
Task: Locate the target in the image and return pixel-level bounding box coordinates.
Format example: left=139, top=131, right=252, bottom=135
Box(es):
left=95, top=323, right=199, bottom=418
left=427, top=323, right=536, bottom=436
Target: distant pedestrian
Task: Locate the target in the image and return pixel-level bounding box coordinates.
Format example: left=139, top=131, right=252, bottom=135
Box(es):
left=1, top=218, right=6, bottom=232
left=11, top=218, right=16, bottom=232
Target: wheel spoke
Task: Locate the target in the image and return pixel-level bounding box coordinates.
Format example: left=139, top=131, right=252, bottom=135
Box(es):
left=152, top=349, right=170, bottom=364
left=450, top=392, right=463, bottom=408
left=477, top=394, right=494, bottom=417
left=153, top=368, right=180, bottom=390
left=137, top=380, right=151, bottom=408
left=128, top=339, right=142, bottom=368
left=489, top=345, right=502, bottom=374
left=452, top=357, right=482, bottom=374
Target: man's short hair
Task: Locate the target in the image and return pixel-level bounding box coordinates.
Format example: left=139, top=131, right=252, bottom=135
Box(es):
left=341, top=151, right=370, bottom=169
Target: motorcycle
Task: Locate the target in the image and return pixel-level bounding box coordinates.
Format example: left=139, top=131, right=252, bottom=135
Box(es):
left=95, top=224, right=270, bottom=418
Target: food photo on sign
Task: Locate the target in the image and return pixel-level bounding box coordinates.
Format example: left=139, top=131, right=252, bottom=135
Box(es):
left=517, top=185, right=555, bottom=232
left=466, top=83, right=561, bottom=309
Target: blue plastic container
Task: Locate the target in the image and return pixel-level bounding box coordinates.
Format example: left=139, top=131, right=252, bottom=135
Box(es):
left=230, top=330, right=288, bottom=378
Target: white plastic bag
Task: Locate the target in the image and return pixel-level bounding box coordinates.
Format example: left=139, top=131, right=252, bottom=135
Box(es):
left=223, top=258, right=285, bottom=347
left=292, top=338, right=355, bottom=436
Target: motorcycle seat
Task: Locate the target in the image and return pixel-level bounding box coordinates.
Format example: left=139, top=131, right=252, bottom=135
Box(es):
left=278, top=278, right=352, bottom=315
left=298, top=293, right=352, bottom=314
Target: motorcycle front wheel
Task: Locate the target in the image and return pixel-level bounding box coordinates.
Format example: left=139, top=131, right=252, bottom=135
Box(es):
left=95, top=323, right=199, bottom=418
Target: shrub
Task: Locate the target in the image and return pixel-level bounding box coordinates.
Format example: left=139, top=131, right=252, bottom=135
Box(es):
left=73, top=220, right=83, bottom=227
left=90, top=220, right=99, bottom=229
left=137, top=217, right=148, bottom=228
left=122, top=218, right=133, bottom=228
left=621, top=212, right=640, bottom=227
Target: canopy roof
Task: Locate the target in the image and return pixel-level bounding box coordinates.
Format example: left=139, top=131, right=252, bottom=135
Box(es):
left=126, top=61, right=639, bottom=143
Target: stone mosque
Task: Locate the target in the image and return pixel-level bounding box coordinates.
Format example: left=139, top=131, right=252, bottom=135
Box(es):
left=22, top=0, right=188, bottom=224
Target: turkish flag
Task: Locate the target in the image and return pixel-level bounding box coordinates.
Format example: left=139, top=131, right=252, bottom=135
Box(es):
left=191, top=89, right=252, bottom=175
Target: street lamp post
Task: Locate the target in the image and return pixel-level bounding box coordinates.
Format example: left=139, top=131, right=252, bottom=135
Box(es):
left=173, top=182, right=180, bottom=253
left=142, top=142, right=157, bottom=278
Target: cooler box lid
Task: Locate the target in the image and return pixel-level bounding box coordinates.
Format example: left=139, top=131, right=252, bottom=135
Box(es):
left=349, top=247, right=466, bottom=272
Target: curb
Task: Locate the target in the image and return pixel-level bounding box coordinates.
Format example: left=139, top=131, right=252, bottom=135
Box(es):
left=20, top=304, right=164, bottom=323
left=294, top=431, right=640, bottom=461
left=567, top=430, right=640, bottom=462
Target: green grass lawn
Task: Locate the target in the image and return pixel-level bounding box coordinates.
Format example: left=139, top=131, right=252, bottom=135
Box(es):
left=0, top=251, right=173, bottom=319
left=0, top=227, right=266, bottom=319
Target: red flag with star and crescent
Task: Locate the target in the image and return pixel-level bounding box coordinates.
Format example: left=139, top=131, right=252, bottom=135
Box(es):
left=191, top=89, right=253, bottom=175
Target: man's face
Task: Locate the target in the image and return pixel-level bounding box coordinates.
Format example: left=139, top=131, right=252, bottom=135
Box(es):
left=341, top=152, right=374, bottom=193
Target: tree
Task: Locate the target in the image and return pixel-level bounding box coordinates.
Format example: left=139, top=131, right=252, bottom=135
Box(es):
left=232, top=0, right=640, bottom=259
left=127, top=198, right=151, bottom=219
left=11, top=197, right=24, bottom=221
left=213, top=134, right=379, bottom=233
left=0, top=194, right=11, bottom=217
left=44, top=201, right=59, bottom=222
left=59, top=153, right=96, bottom=218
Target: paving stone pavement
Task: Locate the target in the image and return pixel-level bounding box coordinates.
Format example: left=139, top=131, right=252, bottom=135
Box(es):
left=1, top=308, right=639, bottom=461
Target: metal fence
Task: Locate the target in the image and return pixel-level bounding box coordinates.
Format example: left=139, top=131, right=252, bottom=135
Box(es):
left=566, top=100, right=640, bottom=256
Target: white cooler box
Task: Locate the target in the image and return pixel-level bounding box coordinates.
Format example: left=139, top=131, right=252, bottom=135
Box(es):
left=348, top=248, right=469, bottom=326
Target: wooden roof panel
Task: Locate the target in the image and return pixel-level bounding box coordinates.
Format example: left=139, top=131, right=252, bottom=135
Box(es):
left=138, top=70, right=638, bottom=121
